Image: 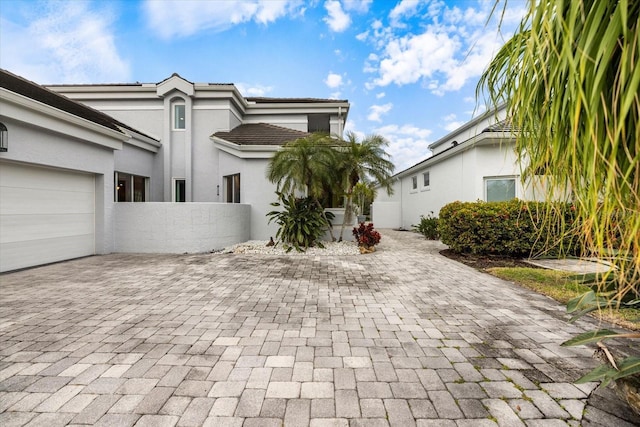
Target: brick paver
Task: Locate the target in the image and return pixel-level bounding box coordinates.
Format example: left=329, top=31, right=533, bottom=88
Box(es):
left=0, top=229, right=638, bottom=426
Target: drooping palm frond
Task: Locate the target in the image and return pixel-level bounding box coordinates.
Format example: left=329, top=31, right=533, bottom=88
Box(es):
left=479, top=0, right=640, bottom=302
left=266, top=133, right=336, bottom=198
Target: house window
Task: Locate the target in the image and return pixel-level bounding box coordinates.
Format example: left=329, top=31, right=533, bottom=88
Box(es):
left=308, top=114, right=330, bottom=133
left=422, top=171, right=430, bottom=189
left=115, top=172, right=148, bottom=202
left=174, top=104, right=185, bottom=130
left=411, top=176, right=418, bottom=190
left=174, top=178, right=186, bottom=202
left=485, top=177, right=516, bottom=202
left=224, top=173, right=240, bottom=203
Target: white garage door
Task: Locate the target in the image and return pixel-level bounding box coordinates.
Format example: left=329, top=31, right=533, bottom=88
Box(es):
left=0, top=161, right=95, bottom=272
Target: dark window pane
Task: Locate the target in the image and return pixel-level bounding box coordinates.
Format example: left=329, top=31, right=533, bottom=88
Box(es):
left=133, top=175, right=145, bottom=202
left=175, top=179, right=186, bottom=202
left=307, top=114, right=330, bottom=132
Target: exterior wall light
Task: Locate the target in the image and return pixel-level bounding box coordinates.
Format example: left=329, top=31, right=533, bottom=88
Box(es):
left=0, top=123, right=7, bottom=152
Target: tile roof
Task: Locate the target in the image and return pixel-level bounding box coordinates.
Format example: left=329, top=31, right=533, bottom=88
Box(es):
left=482, top=119, right=516, bottom=133
left=1, top=69, right=159, bottom=141
left=246, top=97, right=348, bottom=104
left=0, top=69, right=124, bottom=134
left=213, top=123, right=311, bottom=146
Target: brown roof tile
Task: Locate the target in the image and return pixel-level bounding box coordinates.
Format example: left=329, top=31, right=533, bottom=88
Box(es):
left=213, top=123, right=311, bottom=146
left=0, top=69, right=124, bottom=134
left=1, top=69, right=158, bottom=141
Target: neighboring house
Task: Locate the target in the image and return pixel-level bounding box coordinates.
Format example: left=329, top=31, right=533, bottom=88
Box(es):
left=372, top=105, right=541, bottom=229
left=0, top=70, right=349, bottom=272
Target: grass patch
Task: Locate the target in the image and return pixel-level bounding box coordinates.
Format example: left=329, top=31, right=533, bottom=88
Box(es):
left=488, top=267, right=639, bottom=330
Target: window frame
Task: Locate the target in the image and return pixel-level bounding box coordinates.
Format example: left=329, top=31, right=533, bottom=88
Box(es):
left=421, top=171, right=430, bottom=191
left=114, top=172, right=149, bottom=202
left=173, top=178, right=186, bottom=202
left=410, top=175, right=418, bottom=193
left=173, top=103, right=186, bottom=130
left=484, top=176, right=517, bottom=202
left=307, top=113, right=330, bottom=133
left=223, top=173, right=241, bottom=203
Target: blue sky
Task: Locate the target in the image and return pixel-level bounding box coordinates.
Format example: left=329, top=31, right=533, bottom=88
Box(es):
left=0, top=0, right=526, bottom=171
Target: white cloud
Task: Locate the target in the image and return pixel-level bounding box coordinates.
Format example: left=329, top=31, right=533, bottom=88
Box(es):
left=356, top=30, right=368, bottom=41
left=143, top=0, right=303, bottom=39
left=376, top=92, right=385, bottom=99
left=363, top=0, right=524, bottom=96
left=0, top=2, right=129, bottom=83
left=343, top=120, right=432, bottom=171
left=367, top=103, right=393, bottom=122
left=325, top=72, right=344, bottom=88
left=444, top=121, right=464, bottom=132
left=371, top=30, right=460, bottom=88
left=389, top=0, right=425, bottom=26
left=343, top=0, right=372, bottom=13
left=235, top=82, right=273, bottom=97
left=375, top=123, right=433, bottom=171
left=323, top=0, right=351, bottom=32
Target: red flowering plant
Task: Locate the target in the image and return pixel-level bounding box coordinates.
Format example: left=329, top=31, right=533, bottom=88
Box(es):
left=353, top=222, right=381, bottom=248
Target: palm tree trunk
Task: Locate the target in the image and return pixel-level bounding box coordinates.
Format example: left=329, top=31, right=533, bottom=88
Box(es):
left=314, top=198, right=336, bottom=242
left=338, top=191, right=354, bottom=242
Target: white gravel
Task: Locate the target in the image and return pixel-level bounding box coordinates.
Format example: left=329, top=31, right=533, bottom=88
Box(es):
left=218, top=240, right=361, bottom=255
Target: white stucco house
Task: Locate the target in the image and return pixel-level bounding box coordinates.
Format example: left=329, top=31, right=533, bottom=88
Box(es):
left=372, top=105, right=540, bottom=230
left=0, top=70, right=349, bottom=272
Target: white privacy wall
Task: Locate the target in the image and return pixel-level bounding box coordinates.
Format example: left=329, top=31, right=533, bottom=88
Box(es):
left=114, top=203, right=251, bottom=253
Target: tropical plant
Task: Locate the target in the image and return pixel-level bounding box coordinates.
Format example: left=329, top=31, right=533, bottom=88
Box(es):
left=267, top=193, right=334, bottom=252
left=335, top=131, right=395, bottom=241
left=267, top=133, right=338, bottom=241
left=479, top=0, right=639, bottom=398
left=412, top=212, right=440, bottom=240
left=353, top=222, right=381, bottom=248
left=352, top=181, right=376, bottom=218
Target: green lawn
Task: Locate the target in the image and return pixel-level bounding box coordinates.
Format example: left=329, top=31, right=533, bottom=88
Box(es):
left=488, top=267, right=639, bottom=331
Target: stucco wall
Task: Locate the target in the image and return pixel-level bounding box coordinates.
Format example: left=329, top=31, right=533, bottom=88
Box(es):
left=217, top=152, right=281, bottom=241
left=0, top=116, right=117, bottom=255
left=114, top=202, right=251, bottom=253
left=374, top=142, right=530, bottom=230
left=370, top=202, right=402, bottom=229
left=114, top=143, right=163, bottom=201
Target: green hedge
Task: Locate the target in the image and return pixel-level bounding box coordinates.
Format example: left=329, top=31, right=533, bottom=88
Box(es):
left=438, top=199, right=582, bottom=257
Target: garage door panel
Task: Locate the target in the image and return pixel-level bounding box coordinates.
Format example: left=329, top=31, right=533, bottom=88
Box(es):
left=0, top=161, right=95, bottom=272
left=0, top=163, right=94, bottom=192
left=0, top=187, right=94, bottom=215
left=0, top=213, right=94, bottom=243
left=0, top=235, right=94, bottom=272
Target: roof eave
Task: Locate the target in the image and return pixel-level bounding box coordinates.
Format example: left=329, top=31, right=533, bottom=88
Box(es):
left=210, top=136, right=281, bottom=159
left=395, top=131, right=516, bottom=179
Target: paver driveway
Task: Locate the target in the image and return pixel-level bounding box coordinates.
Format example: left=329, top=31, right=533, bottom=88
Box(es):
left=1, top=230, right=638, bottom=427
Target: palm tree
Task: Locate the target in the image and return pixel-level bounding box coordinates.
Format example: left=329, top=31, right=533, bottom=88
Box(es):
left=335, top=131, right=395, bottom=241
left=267, top=133, right=338, bottom=241
left=353, top=181, right=376, bottom=219
left=478, top=0, right=639, bottom=303
left=479, top=0, right=639, bottom=389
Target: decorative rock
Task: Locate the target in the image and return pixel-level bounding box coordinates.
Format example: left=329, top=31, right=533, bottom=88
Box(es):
left=220, top=240, right=360, bottom=256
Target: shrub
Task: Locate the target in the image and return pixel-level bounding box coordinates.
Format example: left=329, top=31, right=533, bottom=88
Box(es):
left=267, top=193, right=334, bottom=252
left=412, top=212, right=440, bottom=240
left=438, top=199, right=582, bottom=257
left=353, top=222, right=381, bottom=247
